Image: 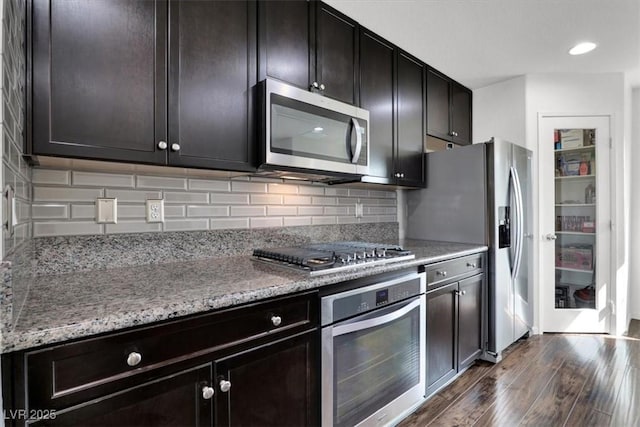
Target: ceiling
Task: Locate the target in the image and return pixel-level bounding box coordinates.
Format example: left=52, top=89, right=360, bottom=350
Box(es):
left=325, top=0, right=640, bottom=89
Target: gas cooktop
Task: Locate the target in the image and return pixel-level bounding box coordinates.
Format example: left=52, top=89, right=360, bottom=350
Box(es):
left=252, top=241, right=415, bottom=276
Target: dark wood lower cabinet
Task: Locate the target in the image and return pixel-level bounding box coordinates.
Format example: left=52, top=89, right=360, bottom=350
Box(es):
left=215, top=330, right=318, bottom=427
left=31, top=364, right=213, bottom=426
left=425, top=271, right=484, bottom=397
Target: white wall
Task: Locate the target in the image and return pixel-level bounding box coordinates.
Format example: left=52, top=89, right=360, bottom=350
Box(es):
left=473, top=76, right=527, bottom=146
left=630, top=88, right=640, bottom=319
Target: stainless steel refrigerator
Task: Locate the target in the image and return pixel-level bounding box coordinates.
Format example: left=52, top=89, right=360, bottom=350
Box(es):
left=405, top=138, right=532, bottom=362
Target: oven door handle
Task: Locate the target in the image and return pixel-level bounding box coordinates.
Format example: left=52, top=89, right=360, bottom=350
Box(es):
left=331, top=298, right=421, bottom=337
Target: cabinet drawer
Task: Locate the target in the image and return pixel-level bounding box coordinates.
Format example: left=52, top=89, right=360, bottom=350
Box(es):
left=426, top=254, right=483, bottom=289
left=26, top=291, right=318, bottom=410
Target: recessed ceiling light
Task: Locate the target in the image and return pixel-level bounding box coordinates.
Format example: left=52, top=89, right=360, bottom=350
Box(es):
left=569, top=42, right=597, bottom=55
left=313, top=126, right=324, bottom=132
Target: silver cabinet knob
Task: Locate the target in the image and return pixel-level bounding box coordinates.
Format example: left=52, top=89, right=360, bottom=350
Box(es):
left=171, top=143, right=181, bottom=152
left=202, top=386, right=215, bottom=400
left=311, top=82, right=319, bottom=89
left=319, top=83, right=325, bottom=91
left=461, top=290, right=467, bottom=295
left=467, top=262, right=477, bottom=268
left=401, top=173, right=405, bottom=178
left=545, top=233, right=557, bottom=241
left=157, top=141, right=167, bottom=150
left=219, top=380, right=231, bottom=393
left=126, top=351, right=142, bottom=367
left=436, top=271, right=447, bottom=276
left=271, top=315, right=282, bottom=327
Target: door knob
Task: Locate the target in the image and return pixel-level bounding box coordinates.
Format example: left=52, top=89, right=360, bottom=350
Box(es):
left=202, top=386, right=214, bottom=400
left=219, top=380, right=231, bottom=393
left=545, top=234, right=557, bottom=241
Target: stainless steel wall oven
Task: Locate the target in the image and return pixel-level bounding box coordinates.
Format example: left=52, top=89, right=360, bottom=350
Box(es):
left=321, top=271, right=426, bottom=427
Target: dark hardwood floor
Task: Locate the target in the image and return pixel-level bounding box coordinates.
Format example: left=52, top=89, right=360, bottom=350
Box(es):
left=400, top=324, right=640, bottom=427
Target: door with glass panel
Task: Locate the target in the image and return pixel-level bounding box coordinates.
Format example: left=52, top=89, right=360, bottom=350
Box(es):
left=539, top=115, right=611, bottom=333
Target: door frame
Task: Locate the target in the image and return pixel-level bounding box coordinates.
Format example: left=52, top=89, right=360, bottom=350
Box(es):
left=537, top=112, right=614, bottom=334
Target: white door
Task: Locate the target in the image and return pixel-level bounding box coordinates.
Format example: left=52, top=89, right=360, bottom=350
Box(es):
left=539, top=115, right=611, bottom=333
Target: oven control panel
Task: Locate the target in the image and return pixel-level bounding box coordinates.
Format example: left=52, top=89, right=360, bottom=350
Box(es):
left=322, top=272, right=425, bottom=324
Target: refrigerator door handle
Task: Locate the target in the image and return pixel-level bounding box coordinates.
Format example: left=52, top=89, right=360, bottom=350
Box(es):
left=510, top=166, right=525, bottom=280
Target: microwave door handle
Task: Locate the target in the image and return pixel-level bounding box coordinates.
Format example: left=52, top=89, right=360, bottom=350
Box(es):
left=350, top=118, right=362, bottom=164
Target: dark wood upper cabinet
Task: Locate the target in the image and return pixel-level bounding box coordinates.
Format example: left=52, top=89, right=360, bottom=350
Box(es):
left=359, top=29, right=394, bottom=183
left=168, top=0, right=256, bottom=171
left=258, top=0, right=313, bottom=91
left=315, top=3, right=359, bottom=104
left=30, top=0, right=256, bottom=172
left=215, top=331, right=318, bottom=427
left=426, top=68, right=473, bottom=145
left=395, top=51, right=425, bottom=187
left=31, top=0, right=167, bottom=164
left=258, top=1, right=358, bottom=104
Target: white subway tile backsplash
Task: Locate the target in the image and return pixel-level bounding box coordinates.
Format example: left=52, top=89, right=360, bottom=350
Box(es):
left=348, top=189, right=368, bottom=197
left=34, top=221, right=103, bottom=237
left=231, top=181, right=267, bottom=193
left=210, top=218, right=249, bottom=230
left=250, top=217, right=283, bottom=228
left=73, top=171, right=134, bottom=188
left=105, top=189, right=162, bottom=202
left=283, top=195, right=311, bottom=205
left=26, top=165, right=398, bottom=237
left=163, top=219, right=209, bottom=232
left=118, top=205, right=146, bottom=218
left=324, top=188, right=349, bottom=196
left=187, top=205, right=229, bottom=217
left=312, top=196, right=336, bottom=206
left=250, top=194, right=282, bottom=205
left=106, top=221, right=162, bottom=234
left=324, top=206, right=349, bottom=215
left=267, top=206, right=297, bottom=216
left=34, top=186, right=103, bottom=202
left=71, top=204, right=96, bottom=219
left=298, top=206, right=324, bottom=216
left=32, top=204, right=68, bottom=219
left=210, top=193, right=249, bottom=205
left=164, top=205, right=186, bottom=218
left=32, top=169, right=70, bottom=185
left=312, top=216, right=336, bottom=225
left=188, top=178, right=230, bottom=192
left=164, top=191, right=209, bottom=204
left=378, top=215, right=397, bottom=222
left=283, top=216, right=311, bottom=227
left=337, top=216, right=358, bottom=224
left=231, top=205, right=265, bottom=217
left=267, top=183, right=298, bottom=194
left=137, top=175, right=187, bottom=190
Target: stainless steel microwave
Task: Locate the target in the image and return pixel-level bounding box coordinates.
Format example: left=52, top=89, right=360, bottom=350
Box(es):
left=259, top=79, right=370, bottom=178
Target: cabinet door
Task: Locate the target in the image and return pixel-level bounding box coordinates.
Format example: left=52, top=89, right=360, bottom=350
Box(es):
left=258, top=0, right=313, bottom=90
left=168, top=0, right=256, bottom=171
left=458, top=274, right=483, bottom=369
left=316, top=3, right=358, bottom=104
left=31, top=0, right=167, bottom=164
left=395, top=51, right=425, bottom=187
left=215, top=330, right=319, bottom=426
left=426, top=68, right=451, bottom=142
left=425, top=282, right=457, bottom=397
left=32, top=364, right=213, bottom=426
left=451, top=82, right=472, bottom=145
left=359, top=29, right=394, bottom=183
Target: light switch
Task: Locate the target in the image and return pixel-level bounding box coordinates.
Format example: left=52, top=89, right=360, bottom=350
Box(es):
left=96, top=198, right=117, bottom=224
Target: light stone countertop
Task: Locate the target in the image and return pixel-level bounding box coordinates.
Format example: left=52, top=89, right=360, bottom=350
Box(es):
left=2, top=240, right=487, bottom=353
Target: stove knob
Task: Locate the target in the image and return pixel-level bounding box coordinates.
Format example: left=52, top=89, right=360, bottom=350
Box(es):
left=377, top=249, right=386, bottom=258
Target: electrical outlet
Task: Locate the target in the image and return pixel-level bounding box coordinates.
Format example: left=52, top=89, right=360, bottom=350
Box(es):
left=355, top=202, right=364, bottom=218
left=96, top=198, right=117, bottom=224
left=146, top=199, right=164, bottom=223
